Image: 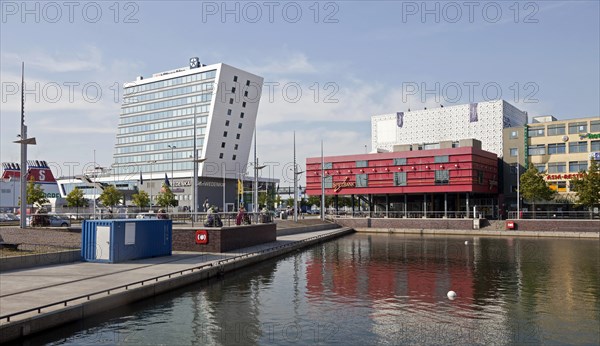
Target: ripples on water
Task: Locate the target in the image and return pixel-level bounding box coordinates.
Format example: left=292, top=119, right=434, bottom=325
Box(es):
left=23, top=234, right=599, bottom=345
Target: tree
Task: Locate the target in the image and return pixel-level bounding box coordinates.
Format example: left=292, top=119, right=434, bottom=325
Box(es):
left=570, top=160, right=600, bottom=219
left=99, top=185, right=123, bottom=210
left=520, top=165, right=556, bottom=218
left=258, top=190, right=274, bottom=210
left=307, top=195, right=321, bottom=209
left=132, top=190, right=150, bottom=208
left=27, top=177, right=49, bottom=209
left=66, top=187, right=88, bottom=217
left=156, top=184, right=177, bottom=210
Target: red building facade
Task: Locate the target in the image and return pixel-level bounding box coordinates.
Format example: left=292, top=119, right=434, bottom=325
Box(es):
left=305, top=144, right=499, bottom=217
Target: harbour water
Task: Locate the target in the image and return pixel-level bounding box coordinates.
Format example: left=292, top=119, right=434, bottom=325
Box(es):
left=28, top=233, right=600, bottom=345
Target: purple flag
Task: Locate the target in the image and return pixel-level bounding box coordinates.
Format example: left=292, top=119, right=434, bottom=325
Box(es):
left=469, top=103, right=478, bottom=122
left=396, top=112, right=404, bottom=127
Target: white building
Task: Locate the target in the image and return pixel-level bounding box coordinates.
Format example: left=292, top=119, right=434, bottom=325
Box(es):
left=371, top=99, right=527, bottom=157
left=115, top=58, right=264, bottom=179
left=59, top=58, right=269, bottom=211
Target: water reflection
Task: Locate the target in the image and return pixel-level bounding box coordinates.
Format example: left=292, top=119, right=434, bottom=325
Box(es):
left=24, top=234, right=599, bottom=345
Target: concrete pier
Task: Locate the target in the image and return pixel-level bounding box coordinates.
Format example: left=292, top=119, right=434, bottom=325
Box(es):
left=0, top=225, right=353, bottom=343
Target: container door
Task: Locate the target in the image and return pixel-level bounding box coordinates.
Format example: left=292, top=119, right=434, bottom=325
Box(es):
left=96, top=225, right=111, bottom=260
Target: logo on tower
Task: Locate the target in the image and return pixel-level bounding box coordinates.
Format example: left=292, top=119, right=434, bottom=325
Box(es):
left=190, top=57, right=200, bottom=69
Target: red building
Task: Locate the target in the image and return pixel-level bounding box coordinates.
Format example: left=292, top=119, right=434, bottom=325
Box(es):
left=305, top=139, right=499, bottom=218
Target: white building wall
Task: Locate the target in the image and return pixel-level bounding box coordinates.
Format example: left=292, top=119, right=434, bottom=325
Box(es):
left=202, top=64, right=263, bottom=178
left=371, top=100, right=527, bottom=157
left=115, top=61, right=263, bottom=181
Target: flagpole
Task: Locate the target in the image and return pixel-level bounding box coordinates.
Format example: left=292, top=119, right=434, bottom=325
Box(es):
left=19, top=62, right=27, bottom=228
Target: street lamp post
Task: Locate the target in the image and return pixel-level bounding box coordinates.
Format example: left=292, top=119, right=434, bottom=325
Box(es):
left=252, top=129, right=266, bottom=220
left=516, top=150, right=520, bottom=220
left=191, top=157, right=206, bottom=227
left=168, top=145, right=176, bottom=182
left=292, top=132, right=305, bottom=222
left=147, top=160, right=156, bottom=210
left=253, top=160, right=266, bottom=211
left=93, top=150, right=97, bottom=218
left=94, top=165, right=110, bottom=216
left=321, top=140, right=326, bottom=221
left=14, top=63, right=37, bottom=228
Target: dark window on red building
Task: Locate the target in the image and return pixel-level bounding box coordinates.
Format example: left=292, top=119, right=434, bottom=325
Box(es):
left=356, top=160, right=368, bottom=168
left=356, top=174, right=368, bottom=187
left=394, top=172, right=407, bottom=186
left=434, top=170, right=449, bottom=185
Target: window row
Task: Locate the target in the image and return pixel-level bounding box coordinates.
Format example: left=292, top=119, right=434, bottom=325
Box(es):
left=324, top=156, right=455, bottom=170
left=122, top=93, right=212, bottom=115
left=232, top=75, right=252, bottom=87
left=115, top=161, right=195, bottom=175
left=123, top=81, right=214, bottom=105
left=118, top=129, right=195, bottom=145
left=222, top=131, right=242, bottom=140
left=116, top=138, right=204, bottom=154
left=228, top=97, right=248, bottom=108
left=124, top=70, right=217, bottom=95
left=119, top=116, right=208, bottom=135
left=350, top=170, right=455, bottom=187
left=119, top=105, right=209, bottom=125
left=217, top=153, right=238, bottom=160
left=115, top=150, right=195, bottom=164
left=524, top=120, right=600, bottom=137
left=530, top=161, right=589, bottom=173
left=224, top=120, right=243, bottom=129
left=521, top=141, right=597, bottom=156
left=226, top=109, right=245, bottom=119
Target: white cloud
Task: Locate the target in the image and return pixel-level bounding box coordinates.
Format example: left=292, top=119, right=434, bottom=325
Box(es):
left=1, top=46, right=103, bottom=73
left=247, top=52, right=317, bottom=75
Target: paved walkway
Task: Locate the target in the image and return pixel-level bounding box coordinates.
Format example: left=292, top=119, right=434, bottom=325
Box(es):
left=0, top=227, right=351, bottom=330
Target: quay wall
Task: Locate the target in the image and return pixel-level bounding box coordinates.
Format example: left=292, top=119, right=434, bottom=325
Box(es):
left=0, top=227, right=354, bottom=343
left=334, top=218, right=599, bottom=238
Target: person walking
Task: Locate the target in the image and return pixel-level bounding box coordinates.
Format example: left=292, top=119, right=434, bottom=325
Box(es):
left=236, top=206, right=246, bottom=226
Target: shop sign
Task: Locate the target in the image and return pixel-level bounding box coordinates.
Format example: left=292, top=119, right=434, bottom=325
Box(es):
left=544, top=173, right=584, bottom=181
left=174, top=180, right=191, bottom=187
left=173, top=180, right=224, bottom=188
left=333, top=177, right=355, bottom=192
left=579, top=133, right=600, bottom=140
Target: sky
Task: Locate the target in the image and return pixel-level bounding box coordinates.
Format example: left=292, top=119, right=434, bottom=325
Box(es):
left=1, top=0, right=599, bottom=186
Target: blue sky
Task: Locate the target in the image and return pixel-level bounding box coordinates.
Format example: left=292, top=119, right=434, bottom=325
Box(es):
left=1, top=0, right=599, bottom=184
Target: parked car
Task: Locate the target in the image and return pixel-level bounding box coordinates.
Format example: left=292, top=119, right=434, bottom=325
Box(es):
left=26, top=215, right=71, bottom=227
left=136, top=212, right=157, bottom=219
left=49, top=215, right=71, bottom=227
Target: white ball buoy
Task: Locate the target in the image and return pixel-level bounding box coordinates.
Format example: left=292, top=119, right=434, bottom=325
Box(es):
left=447, top=291, right=457, bottom=300
left=465, top=241, right=469, bottom=245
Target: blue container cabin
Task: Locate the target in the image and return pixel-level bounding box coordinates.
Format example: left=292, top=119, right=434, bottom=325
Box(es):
left=81, top=219, right=172, bottom=263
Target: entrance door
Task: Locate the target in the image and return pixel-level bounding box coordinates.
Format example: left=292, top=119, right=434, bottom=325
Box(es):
left=95, top=226, right=111, bottom=260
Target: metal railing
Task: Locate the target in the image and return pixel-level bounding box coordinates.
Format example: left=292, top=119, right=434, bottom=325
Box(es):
left=7, top=212, right=276, bottom=227
left=0, top=228, right=350, bottom=323
left=331, top=210, right=485, bottom=219
left=507, top=210, right=599, bottom=220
